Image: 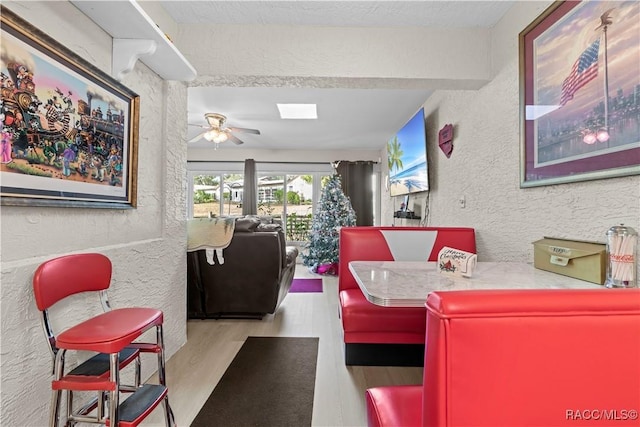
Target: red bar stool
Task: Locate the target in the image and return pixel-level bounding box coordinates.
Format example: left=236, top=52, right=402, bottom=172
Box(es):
left=33, top=253, right=175, bottom=427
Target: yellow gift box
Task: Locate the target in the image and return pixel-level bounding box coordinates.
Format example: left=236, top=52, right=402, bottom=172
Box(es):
left=533, top=237, right=606, bottom=285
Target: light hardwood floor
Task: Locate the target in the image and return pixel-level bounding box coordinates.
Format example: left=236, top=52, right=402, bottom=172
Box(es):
left=142, top=265, right=423, bottom=427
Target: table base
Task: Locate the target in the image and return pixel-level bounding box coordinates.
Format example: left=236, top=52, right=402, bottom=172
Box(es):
left=345, top=343, right=424, bottom=367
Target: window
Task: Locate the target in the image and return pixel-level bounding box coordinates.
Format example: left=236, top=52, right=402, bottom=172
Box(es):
left=190, top=172, right=243, bottom=218
left=188, top=162, right=340, bottom=243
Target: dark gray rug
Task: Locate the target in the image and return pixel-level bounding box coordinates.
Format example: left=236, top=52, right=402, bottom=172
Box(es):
left=190, top=336, right=319, bottom=427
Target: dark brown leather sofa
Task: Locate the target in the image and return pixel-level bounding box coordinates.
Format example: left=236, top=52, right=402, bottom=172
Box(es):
left=187, top=216, right=299, bottom=319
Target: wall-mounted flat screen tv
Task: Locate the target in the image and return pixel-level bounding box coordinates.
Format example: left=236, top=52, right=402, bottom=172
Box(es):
left=387, top=108, right=428, bottom=196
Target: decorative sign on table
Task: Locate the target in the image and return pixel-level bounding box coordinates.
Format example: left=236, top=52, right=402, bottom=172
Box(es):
left=437, top=246, right=478, bottom=278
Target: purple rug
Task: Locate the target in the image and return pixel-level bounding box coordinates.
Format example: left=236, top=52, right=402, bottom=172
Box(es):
left=289, top=278, right=323, bottom=293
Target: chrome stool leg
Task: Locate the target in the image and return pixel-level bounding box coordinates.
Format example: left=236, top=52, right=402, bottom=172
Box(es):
left=108, top=353, right=120, bottom=427
left=156, top=325, right=167, bottom=386
left=135, top=355, right=142, bottom=388
left=65, top=389, right=74, bottom=427
left=156, top=325, right=175, bottom=427
left=50, top=350, right=66, bottom=427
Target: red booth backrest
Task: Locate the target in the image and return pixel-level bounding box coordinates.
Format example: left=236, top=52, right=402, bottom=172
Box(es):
left=424, top=289, right=640, bottom=427
left=339, top=227, right=476, bottom=292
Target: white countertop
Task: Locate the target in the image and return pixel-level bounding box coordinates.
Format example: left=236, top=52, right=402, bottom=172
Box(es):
left=349, top=261, right=603, bottom=307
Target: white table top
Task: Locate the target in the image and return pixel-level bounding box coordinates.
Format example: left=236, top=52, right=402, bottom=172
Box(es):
left=349, top=261, right=603, bottom=307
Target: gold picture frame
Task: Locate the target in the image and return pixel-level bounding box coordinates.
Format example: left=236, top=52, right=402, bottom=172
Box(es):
left=1, top=6, right=139, bottom=208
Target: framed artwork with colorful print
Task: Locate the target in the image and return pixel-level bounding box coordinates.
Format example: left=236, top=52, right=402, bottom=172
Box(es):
left=0, top=6, right=139, bottom=208
left=519, top=0, right=640, bottom=187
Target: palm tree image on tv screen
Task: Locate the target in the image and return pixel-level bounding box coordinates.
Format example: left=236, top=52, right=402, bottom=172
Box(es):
left=387, top=108, right=429, bottom=197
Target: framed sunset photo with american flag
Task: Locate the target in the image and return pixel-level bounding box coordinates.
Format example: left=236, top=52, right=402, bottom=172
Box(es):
left=519, top=0, right=640, bottom=187
left=0, top=7, right=139, bottom=208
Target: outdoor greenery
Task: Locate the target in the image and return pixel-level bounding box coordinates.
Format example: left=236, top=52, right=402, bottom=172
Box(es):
left=286, top=213, right=312, bottom=241
left=287, top=191, right=301, bottom=205
left=193, top=190, right=213, bottom=204
left=194, top=175, right=219, bottom=186
left=273, top=189, right=284, bottom=203
left=258, top=201, right=275, bottom=216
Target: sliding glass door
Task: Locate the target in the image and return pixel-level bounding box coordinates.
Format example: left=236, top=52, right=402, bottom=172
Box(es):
left=255, top=174, right=317, bottom=242
left=190, top=172, right=323, bottom=243
left=188, top=162, right=380, bottom=242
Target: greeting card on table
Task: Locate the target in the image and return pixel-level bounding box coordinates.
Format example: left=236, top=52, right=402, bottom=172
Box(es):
left=438, top=246, right=477, bottom=278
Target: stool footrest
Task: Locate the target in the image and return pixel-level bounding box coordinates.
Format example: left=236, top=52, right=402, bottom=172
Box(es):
left=106, top=384, right=168, bottom=427
left=127, top=342, right=161, bottom=354
left=53, top=375, right=115, bottom=391
left=68, top=347, right=139, bottom=377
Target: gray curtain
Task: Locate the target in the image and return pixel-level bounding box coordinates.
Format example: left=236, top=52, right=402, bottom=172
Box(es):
left=242, top=158, right=258, bottom=215
left=336, top=161, right=374, bottom=226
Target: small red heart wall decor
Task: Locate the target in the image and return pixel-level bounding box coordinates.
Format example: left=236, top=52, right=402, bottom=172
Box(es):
left=438, top=123, right=454, bottom=158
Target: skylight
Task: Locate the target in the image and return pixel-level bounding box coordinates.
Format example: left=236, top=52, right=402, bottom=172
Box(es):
left=277, top=103, right=317, bottom=119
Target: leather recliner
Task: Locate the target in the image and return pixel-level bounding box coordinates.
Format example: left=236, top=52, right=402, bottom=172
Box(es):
left=187, top=217, right=299, bottom=319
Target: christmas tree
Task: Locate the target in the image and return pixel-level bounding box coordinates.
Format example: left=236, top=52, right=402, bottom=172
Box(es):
left=303, top=173, right=356, bottom=274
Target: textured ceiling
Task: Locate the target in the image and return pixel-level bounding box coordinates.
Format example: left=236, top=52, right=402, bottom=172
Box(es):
left=187, top=86, right=432, bottom=151
left=161, top=1, right=514, bottom=28
left=161, top=1, right=514, bottom=151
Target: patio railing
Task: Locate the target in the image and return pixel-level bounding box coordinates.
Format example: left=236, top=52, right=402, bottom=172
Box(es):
left=286, top=213, right=312, bottom=242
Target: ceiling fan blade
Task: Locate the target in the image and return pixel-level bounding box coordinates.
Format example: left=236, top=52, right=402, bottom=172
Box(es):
left=227, top=134, right=245, bottom=145
left=188, top=131, right=207, bottom=143
left=188, top=123, right=210, bottom=128
left=228, top=127, right=260, bottom=135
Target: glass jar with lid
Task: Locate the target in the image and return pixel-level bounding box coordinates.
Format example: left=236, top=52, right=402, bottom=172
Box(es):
left=605, top=224, right=638, bottom=288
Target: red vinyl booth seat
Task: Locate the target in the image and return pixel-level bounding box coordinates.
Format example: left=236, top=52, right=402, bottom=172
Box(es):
left=338, top=226, right=476, bottom=365
left=366, top=288, right=640, bottom=427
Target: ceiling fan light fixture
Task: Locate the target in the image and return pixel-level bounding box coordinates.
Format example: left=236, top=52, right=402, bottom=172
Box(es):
left=190, top=112, right=258, bottom=145
left=277, top=103, right=317, bottom=119
left=213, top=132, right=228, bottom=143
left=203, top=129, right=218, bottom=141
left=203, top=129, right=229, bottom=144
left=205, top=113, right=226, bottom=128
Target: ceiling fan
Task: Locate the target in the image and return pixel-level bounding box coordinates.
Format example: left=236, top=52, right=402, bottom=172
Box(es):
left=188, top=113, right=260, bottom=145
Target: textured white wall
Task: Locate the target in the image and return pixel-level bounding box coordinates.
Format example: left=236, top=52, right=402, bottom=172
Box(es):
left=0, top=2, right=188, bottom=426
left=177, top=24, right=492, bottom=88
left=382, top=1, right=640, bottom=272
